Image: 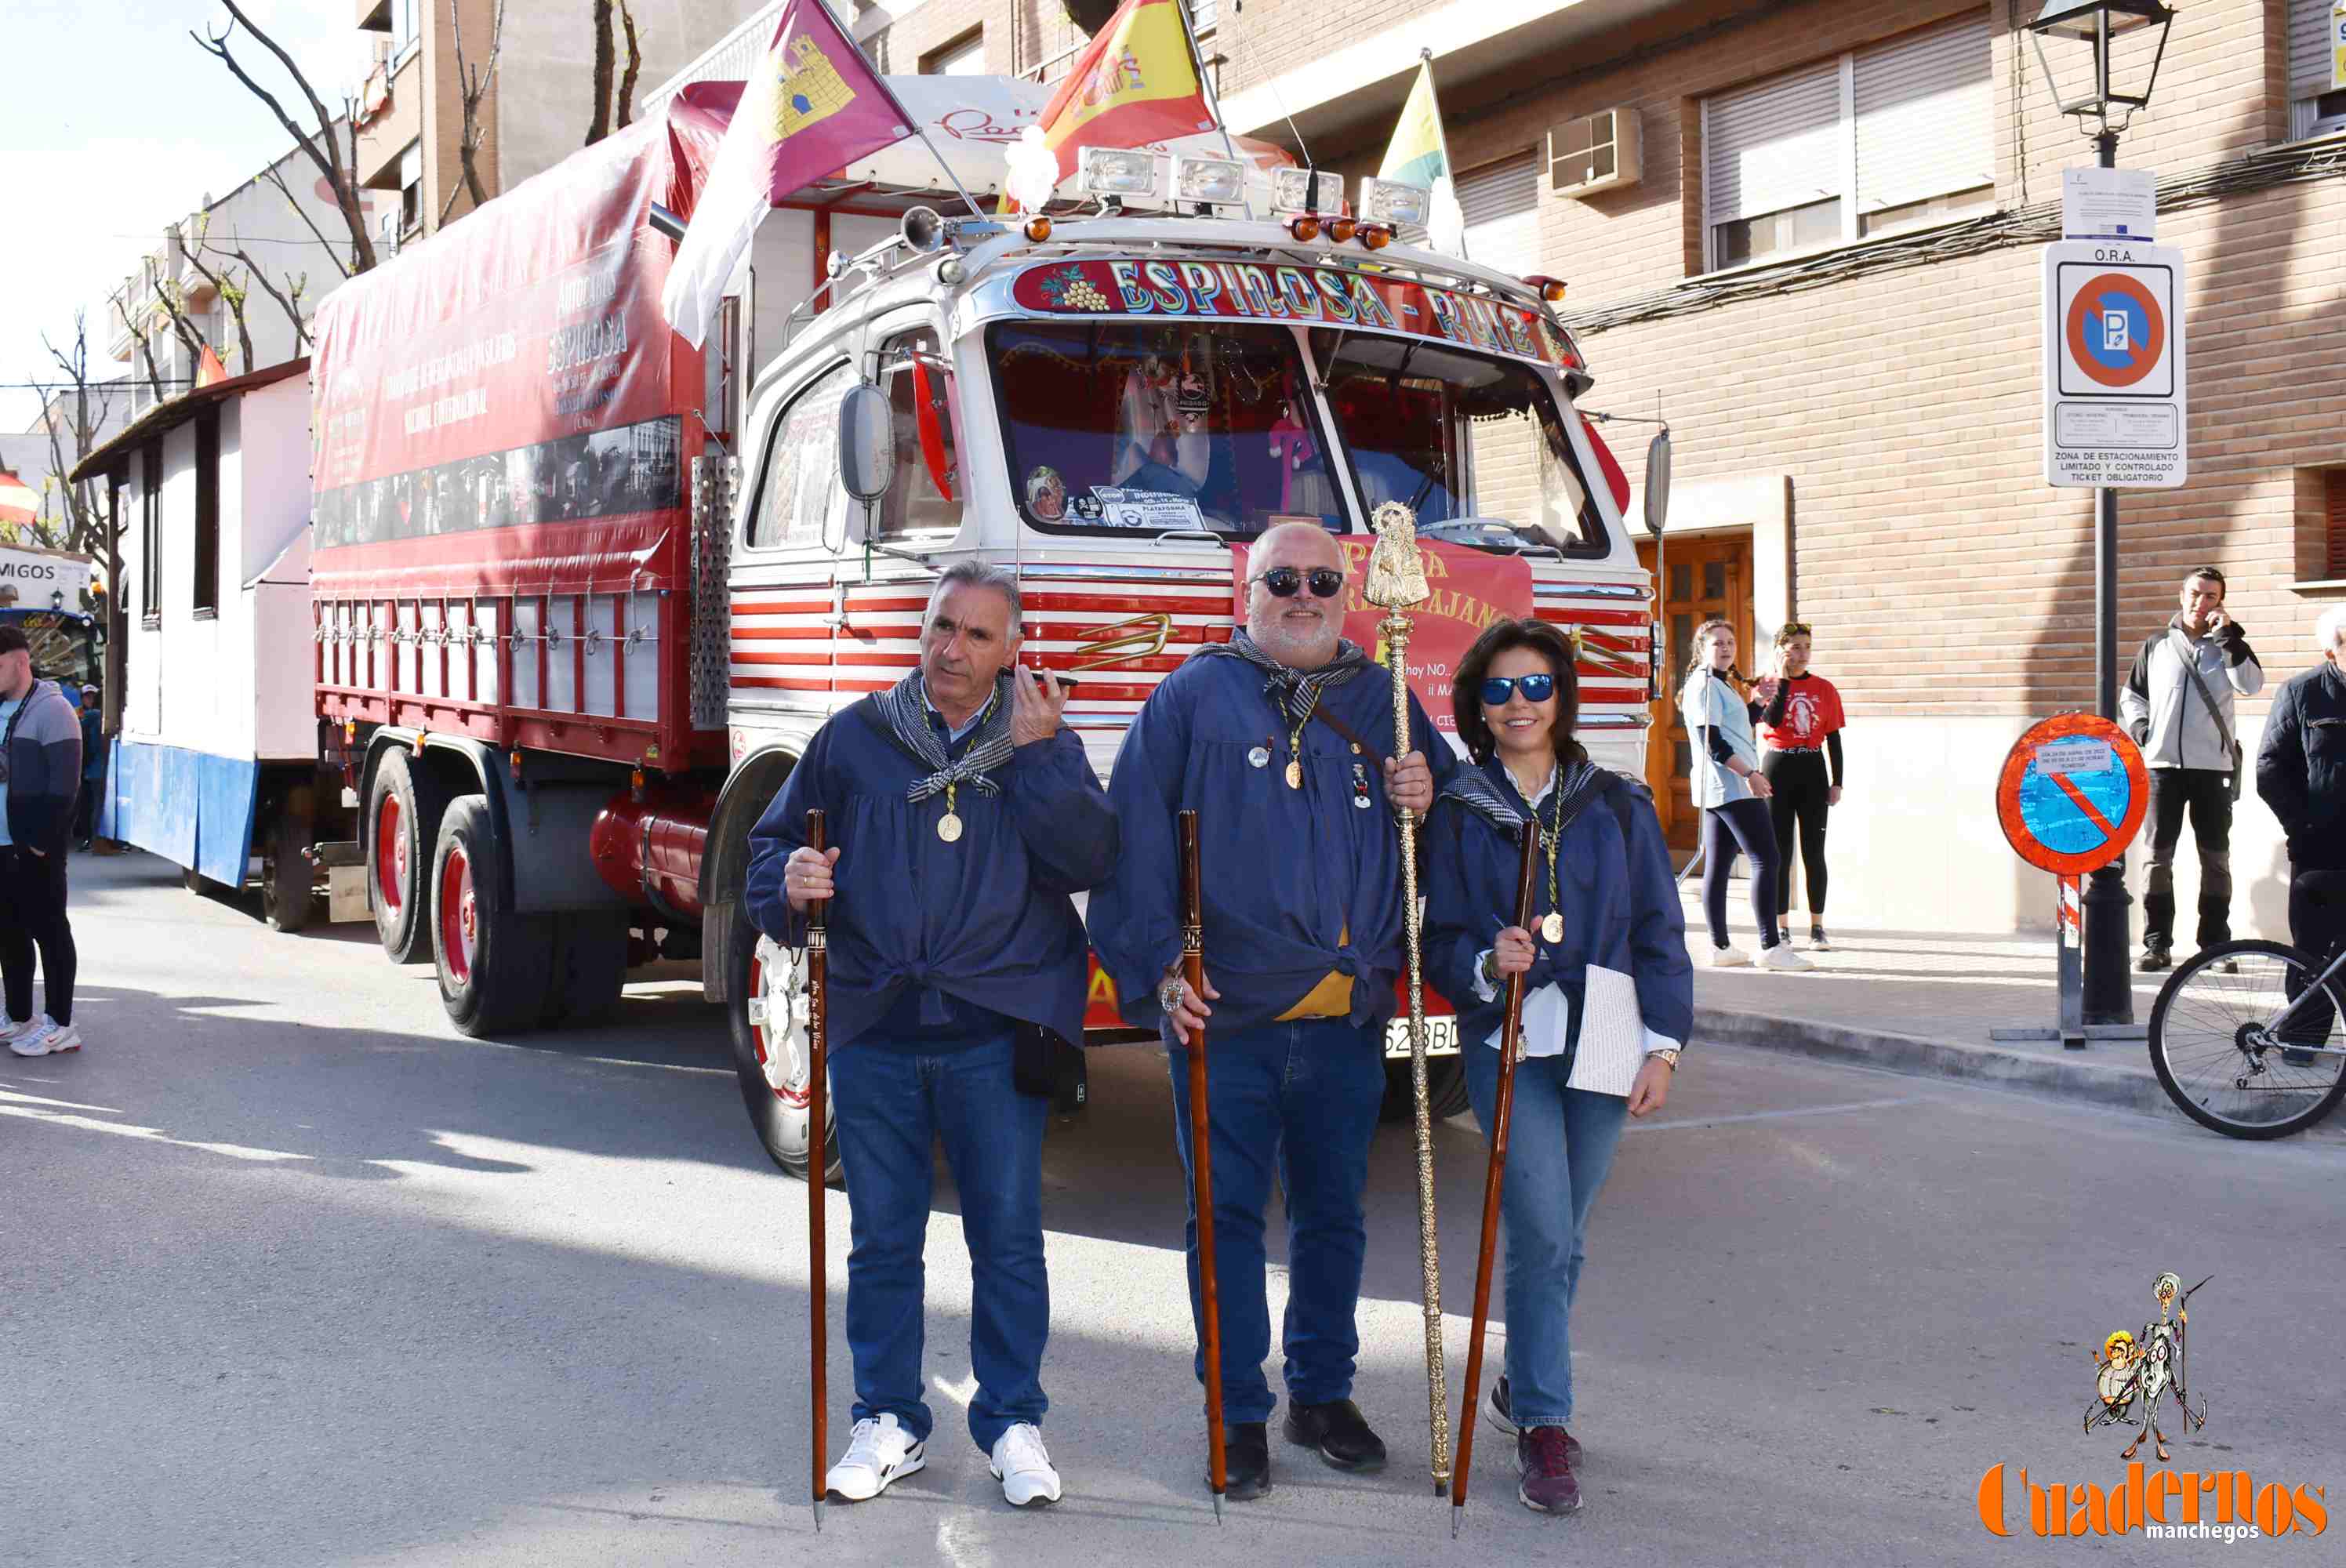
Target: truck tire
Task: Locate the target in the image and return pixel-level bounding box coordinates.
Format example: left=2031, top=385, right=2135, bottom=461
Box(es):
left=369, top=749, right=451, bottom=964
left=728, top=918, right=842, bottom=1185
left=1381, top=1054, right=1472, bottom=1124
left=430, top=796, right=554, bottom=1036
left=262, top=811, right=316, bottom=934
left=541, top=911, right=631, bottom=1027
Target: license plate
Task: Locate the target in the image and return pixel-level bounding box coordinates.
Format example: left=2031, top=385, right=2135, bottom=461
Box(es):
left=1384, top=1014, right=1461, bottom=1059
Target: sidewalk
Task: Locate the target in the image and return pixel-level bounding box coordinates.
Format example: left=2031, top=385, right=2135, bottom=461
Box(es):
left=1678, top=891, right=2346, bottom=1140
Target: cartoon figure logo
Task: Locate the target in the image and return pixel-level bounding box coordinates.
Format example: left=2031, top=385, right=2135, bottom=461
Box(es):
left=2085, top=1272, right=2210, bottom=1462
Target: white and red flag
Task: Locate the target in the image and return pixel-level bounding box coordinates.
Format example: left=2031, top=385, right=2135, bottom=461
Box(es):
left=662, top=0, right=910, bottom=347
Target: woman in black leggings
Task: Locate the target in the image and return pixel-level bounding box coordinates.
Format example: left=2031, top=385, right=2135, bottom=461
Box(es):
left=1756, top=622, right=1847, bottom=951
left=1677, top=619, right=1810, bottom=971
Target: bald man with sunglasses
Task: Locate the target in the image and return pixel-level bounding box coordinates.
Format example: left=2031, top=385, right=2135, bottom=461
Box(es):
left=1090, top=521, right=1454, bottom=1500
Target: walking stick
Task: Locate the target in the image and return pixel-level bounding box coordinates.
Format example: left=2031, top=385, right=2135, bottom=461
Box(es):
left=1363, top=500, right=1451, bottom=1493
left=1176, top=810, right=1227, bottom=1523
left=804, top=808, right=830, bottom=1533
left=1451, top=822, right=1540, bottom=1536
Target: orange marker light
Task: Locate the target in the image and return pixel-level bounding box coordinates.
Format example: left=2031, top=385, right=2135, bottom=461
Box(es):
left=1288, top=215, right=1321, bottom=243
left=1360, top=224, right=1393, bottom=251
left=1328, top=216, right=1358, bottom=243
left=1023, top=215, right=1053, bottom=242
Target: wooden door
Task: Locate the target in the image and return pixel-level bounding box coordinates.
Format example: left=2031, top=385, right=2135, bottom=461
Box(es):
left=1635, top=535, right=1753, bottom=851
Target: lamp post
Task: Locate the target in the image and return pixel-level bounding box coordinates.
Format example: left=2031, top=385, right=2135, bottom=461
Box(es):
left=2025, top=0, right=2176, bottom=1026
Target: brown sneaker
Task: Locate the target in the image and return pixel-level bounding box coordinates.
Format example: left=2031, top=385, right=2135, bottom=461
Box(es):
left=1517, top=1425, right=1582, bottom=1514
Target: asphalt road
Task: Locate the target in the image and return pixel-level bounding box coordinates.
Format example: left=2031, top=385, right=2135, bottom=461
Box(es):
left=4, top=852, right=2341, bottom=1566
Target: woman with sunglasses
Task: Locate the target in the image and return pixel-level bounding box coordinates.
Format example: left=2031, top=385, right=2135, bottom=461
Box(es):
left=1753, top=622, right=1847, bottom=951
left=1422, top=619, right=1691, bottom=1517
left=1680, top=619, right=1809, bottom=970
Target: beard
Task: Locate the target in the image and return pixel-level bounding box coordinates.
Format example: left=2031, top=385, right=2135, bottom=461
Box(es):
left=1247, top=600, right=1339, bottom=669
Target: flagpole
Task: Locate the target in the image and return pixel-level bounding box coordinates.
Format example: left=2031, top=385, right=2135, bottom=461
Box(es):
left=1172, top=0, right=1254, bottom=219
left=816, top=0, right=988, bottom=220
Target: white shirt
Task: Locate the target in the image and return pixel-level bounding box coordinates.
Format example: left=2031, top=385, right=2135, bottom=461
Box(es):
left=1471, top=764, right=1681, bottom=1062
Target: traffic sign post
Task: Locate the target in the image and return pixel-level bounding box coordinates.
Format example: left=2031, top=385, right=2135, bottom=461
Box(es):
left=2043, top=240, right=2188, bottom=490
left=1992, top=713, right=2151, bottom=1050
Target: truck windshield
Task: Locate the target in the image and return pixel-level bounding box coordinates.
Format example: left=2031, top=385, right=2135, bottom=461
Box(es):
left=1309, top=328, right=1603, bottom=557
left=990, top=320, right=1344, bottom=538
left=2, top=611, right=96, bottom=691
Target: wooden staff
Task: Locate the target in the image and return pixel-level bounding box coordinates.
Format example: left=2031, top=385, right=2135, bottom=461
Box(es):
left=1177, top=810, right=1227, bottom=1522
left=1451, top=821, right=1541, bottom=1536
left=804, top=808, right=830, bottom=1532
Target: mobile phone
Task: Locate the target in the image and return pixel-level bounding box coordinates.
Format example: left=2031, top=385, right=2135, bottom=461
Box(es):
left=1027, top=664, right=1081, bottom=689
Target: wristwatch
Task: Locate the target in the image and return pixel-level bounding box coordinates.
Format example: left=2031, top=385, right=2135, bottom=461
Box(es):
left=1645, top=1046, right=1681, bottom=1069
left=1159, top=975, right=1187, bottom=1016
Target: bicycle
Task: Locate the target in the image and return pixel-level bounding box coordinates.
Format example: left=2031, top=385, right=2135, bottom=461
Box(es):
left=2148, top=931, right=2346, bottom=1140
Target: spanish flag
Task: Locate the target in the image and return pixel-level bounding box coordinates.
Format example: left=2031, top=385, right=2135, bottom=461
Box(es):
left=1035, top=0, right=1216, bottom=186
left=1378, top=57, right=1466, bottom=256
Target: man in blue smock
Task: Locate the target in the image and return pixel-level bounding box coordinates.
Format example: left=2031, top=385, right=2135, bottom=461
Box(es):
left=1089, top=521, right=1448, bottom=1499
left=746, top=560, right=1117, bottom=1512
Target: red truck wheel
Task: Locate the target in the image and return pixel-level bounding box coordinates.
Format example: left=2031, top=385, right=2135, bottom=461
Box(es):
left=430, top=796, right=554, bottom=1036
left=728, top=926, right=842, bottom=1185
left=369, top=750, right=450, bottom=964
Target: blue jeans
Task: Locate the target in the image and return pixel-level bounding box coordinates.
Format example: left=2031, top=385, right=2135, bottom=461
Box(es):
left=828, top=1032, right=1048, bottom=1452
left=1164, top=1018, right=1388, bottom=1425
left=1462, top=1044, right=1630, bottom=1428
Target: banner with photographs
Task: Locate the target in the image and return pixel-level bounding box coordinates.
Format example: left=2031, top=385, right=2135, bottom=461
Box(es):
left=314, top=416, right=683, bottom=548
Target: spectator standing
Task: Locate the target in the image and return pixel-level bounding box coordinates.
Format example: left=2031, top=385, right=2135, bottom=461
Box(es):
left=0, top=626, right=84, bottom=1057
left=74, top=685, right=104, bottom=851
left=1678, top=619, right=1808, bottom=971
left=2119, top=568, right=2264, bottom=971
left=2254, top=606, right=2346, bottom=1040
left=1754, top=622, right=1847, bottom=951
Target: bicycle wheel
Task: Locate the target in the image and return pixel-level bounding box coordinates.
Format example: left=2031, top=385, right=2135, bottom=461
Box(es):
left=2148, top=939, right=2346, bottom=1139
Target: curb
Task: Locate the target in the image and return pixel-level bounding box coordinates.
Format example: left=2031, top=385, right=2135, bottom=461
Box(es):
left=1694, top=1004, right=2346, bottom=1142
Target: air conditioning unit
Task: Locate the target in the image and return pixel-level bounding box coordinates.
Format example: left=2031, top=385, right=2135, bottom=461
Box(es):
left=1549, top=107, right=1641, bottom=199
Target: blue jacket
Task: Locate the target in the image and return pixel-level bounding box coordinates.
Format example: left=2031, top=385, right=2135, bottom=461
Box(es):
left=1088, top=649, right=1456, bottom=1036
left=1422, top=758, right=1692, bottom=1054
left=744, top=703, right=1119, bottom=1051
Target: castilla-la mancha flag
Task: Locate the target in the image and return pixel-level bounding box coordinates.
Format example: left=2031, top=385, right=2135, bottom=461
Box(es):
left=1033, top=0, right=1216, bottom=187
left=662, top=0, right=911, bottom=347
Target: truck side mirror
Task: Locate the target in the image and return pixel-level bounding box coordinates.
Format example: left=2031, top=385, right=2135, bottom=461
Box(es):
left=838, top=383, right=895, bottom=540
left=1642, top=430, right=1672, bottom=538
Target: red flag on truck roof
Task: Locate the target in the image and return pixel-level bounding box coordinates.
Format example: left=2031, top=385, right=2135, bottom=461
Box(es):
left=1029, top=0, right=1217, bottom=194
left=661, top=0, right=914, bottom=348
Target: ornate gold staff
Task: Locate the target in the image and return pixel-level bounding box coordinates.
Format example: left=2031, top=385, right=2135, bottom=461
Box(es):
left=1363, top=499, right=1450, bottom=1494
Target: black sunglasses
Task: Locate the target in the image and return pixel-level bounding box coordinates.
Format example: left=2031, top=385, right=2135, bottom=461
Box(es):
left=1480, top=673, right=1556, bottom=705
left=1252, top=566, right=1346, bottom=599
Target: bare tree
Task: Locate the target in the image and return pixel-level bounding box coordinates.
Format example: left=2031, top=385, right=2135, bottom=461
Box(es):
left=34, top=313, right=122, bottom=558
left=441, top=0, right=510, bottom=225
left=587, top=0, right=616, bottom=146
left=195, top=1, right=379, bottom=274
left=235, top=256, right=314, bottom=350
left=110, top=281, right=169, bottom=404
left=586, top=0, right=642, bottom=146
left=180, top=219, right=256, bottom=372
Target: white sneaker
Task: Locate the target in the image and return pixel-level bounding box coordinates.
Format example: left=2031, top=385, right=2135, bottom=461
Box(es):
left=825, top=1414, right=924, bottom=1502
left=9, top=1016, right=78, bottom=1057
left=0, top=1016, right=37, bottom=1049
left=1708, top=946, right=1752, bottom=968
left=1758, top=945, right=1815, bottom=972
left=989, top=1421, right=1062, bottom=1508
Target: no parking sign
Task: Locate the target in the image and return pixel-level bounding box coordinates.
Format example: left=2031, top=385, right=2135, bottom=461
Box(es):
left=2043, top=239, right=2188, bottom=489
left=1996, top=713, right=2149, bottom=875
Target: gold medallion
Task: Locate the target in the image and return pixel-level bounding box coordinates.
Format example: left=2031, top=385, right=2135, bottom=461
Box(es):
left=1541, top=911, right=1564, bottom=944
left=937, top=811, right=964, bottom=844
left=1284, top=759, right=1303, bottom=789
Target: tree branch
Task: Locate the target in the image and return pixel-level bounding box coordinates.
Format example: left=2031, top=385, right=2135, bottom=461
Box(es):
left=616, top=1, right=641, bottom=131
left=262, top=164, right=355, bottom=280
left=180, top=244, right=256, bottom=371
left=587, top=0, right=616, bottom=146
left=235, top=252, right=313, bottom=348
left=194, top=2, right=377, bottom=272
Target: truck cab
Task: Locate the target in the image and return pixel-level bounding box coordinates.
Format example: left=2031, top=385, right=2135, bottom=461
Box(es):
left=717, top=201, right=1656, bottom=1174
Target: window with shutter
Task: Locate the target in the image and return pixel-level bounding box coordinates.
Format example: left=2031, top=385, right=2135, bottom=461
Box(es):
left=1854, top=16, right=1994, bottom=235
left=1701, top=12, right=1994, bottom=270
left=2288, top=0, right=2346, bottom=140
left=2327, top=469, right=2346, bottom=579
left=925, top=31, right=985, bottom=75
left=1458, top=153, right=1542, bottom=276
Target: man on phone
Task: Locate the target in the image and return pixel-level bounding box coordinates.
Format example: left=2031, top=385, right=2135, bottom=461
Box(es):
left=2119, top=567, right=2263, bottom=971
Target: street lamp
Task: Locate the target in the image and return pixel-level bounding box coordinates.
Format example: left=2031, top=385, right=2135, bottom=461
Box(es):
left=2025, top=0, right=2177, bottom=1027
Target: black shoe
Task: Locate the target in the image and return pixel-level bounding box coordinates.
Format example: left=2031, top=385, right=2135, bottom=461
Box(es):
left=2137, top=944, right=2172, bottom=973
left=1282, top=1397, right=1387, bottom=1472
left=1218, top=1421, right=1272, bottom=1500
